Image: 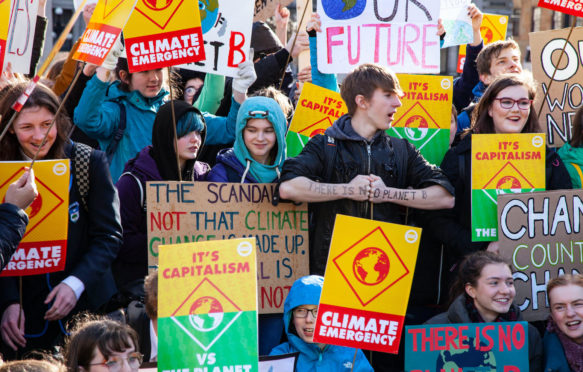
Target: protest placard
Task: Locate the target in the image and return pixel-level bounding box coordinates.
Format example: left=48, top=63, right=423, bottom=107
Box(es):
left=124, top=0, right=205, bottom=72
left=259, top=353, right=298, bottom=372
left=4, top=0, right=38, bottom=74
left=440, top=0, right=472, bottom=49
left=530, top=26, right=583, bottom=148
left=538, top=0, right=583, bottom=17
left=254, top=0, right=293, bottom=22
left=286, top=82, right=347, bottom=157
left=158, top=238, right=257, bottom=372
left=73, top=0, right=138, bottom=65
left=179, top=0, right=253, bottom=77
left=316, top=0, right=440, bottom=74
left=457, top=13, right=508, bottom=73
left=471, top=133, right=546, bottom=242
left=0, top=160, right=69, bottom=276
left=388, top=74, right=452, bottom=166
left=313, top=214, right=420, bottom=353
left=0, top=0, right=10, bottom=76
left=146, top=181, right=309, bottom=314
left=405, top=322, right=529, bottom=371
left=498, top=190, right=583, bottom=321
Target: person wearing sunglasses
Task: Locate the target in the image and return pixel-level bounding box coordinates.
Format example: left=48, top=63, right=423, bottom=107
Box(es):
left=64, top=318, right=142, bottom=372
left=270, top=276, right=373, bottom=371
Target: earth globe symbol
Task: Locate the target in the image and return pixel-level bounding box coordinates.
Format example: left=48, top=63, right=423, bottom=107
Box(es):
left=352, top=247, right=390, bottom=286
left=435, top=337, right=496, bottom=371
left=143, top=0, right=173, bottom=11
left=188, top=296, right=224, bottom=332
left=404, top=115, right=428, bottom=141
left=496, top=175, right=521, bottom=189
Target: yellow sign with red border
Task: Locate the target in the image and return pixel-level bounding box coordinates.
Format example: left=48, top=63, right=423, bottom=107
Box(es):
left=289, top=82, right=346, bottom=135
left=0, top=160, right=70, bottom=276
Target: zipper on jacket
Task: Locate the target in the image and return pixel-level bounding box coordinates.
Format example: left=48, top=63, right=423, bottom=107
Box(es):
left=364, top=142, right=372, bottom=217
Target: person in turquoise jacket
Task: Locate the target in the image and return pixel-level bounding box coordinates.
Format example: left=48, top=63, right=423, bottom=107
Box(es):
left=269, top=275, right=373, bottom=372
left=558, top=106, right=583, bottom=188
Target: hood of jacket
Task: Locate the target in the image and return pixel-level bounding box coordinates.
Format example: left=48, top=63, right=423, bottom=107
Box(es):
left=558, top=143, right=583, bottom=164
left=214, top=148, right=259, bottom=183
left=325, top=114, right=384, bottom=142
left=107, top=80, right=168, bottom=110
left=283, top=275, right=325, bottom=358
left=234, top=97, right=287, bottom=183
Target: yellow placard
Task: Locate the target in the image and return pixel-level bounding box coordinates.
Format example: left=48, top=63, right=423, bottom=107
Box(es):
left=0, top=0, right=11, bottom=74
left=124, top=0, right=205, bottom=72
left=471, top=133, right=546, bottom=189
left=158, top=238, right=257, bottom=318
left=73, top=0, right=138, bottom=64
left=289, top=82, right=347, bottom=136
left=457, top=14, right=508, bottom=73
left=0, top=160, right=70, bottom=276
left=393, top=74, right=453, bottom=129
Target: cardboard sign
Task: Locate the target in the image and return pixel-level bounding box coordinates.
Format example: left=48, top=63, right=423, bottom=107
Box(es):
left=73, top=0, right=138, bottom=65
left=179, top=0, right=253, bottom=77
left=471, top=133, right=546, bottom=242
left=253, top=0, right=293, bottom=22
left=0, top=161, right=70, bottom=276
left=388, top=74, right=453, bottom=166
left=440, top=0, right=472, bottom=49
left=316, top=0, right=440, bottom=74
left=286, top=82, right=347, bottom=157
left=258, top=353, right=298, bottom=372
left=4, top=0, right=38, bottom=74
left=124, top=0, right=205, bottom=72
left=457, top=13, right=508, bottom=73
left=146, top=181, right=309, bottom=314
left=498, top=190, right=583, bottom=321
left=0, top=0, right=10, bottom=76
left=530, top=26, right=583, bottom=148
left=158, top=238, right=257, bottom=372
left=538, top=0, right=583, bottom=17
left=313, top=214, right=421, bottom=353
left=405, top=322, right=530, bottom=371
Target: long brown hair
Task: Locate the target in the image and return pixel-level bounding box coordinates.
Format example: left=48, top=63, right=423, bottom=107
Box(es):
left=0, top=82, right=71, bottom=160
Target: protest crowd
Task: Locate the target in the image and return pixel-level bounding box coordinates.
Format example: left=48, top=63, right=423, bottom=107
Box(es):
left=1, top=0, right=583, bottom=371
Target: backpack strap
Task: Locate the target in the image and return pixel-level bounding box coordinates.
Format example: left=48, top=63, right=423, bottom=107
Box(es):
left=323, top=135, right=337, bottom=182
left=119, top=171, right=146, bottom=212
left=73, top=142, right=93, bottom=212
left=106, top=101, right=127, bottom=164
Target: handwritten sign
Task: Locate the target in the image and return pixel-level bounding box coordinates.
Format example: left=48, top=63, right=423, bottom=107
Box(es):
left=0, top=161, right=69, bottom=276
left=4, top=0, right=38, bottom=74
left=388, top=74, right=452, bottom=166
left=471, top=133, right=546, bottom=242
left=158, top=238, right=257, bottom=372
left=538, top=0, right=583, bottom=17
left=73, top=0, right=138, bottom=65
left=405, top=322, right=529, bottom=371
left=0, top=0, right=11, bottom=75
left=313, top=214, right=420, bottom=353
left=457, top=13, right=508, bottom=73
left=530, top=26, right=583, bottom=148
left=498, top=190, right=583, bottom=321
left=440, top=0, right=472, bottom=49
left=286, top=82, right=347, bottom=157
left=259, top=353, right=298, bottom=372
left=316, top=0, right=440, bottom=74
left=254, top=0, right=293, bottom=22
left=146, top=181, right=309, bottom=314
left=124, top=0, right=205, bottom=72
left=180, top=0, right=253, bottom=77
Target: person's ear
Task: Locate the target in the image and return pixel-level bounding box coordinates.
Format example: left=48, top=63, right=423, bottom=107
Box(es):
left=118, top=70, right=130, bottom=85
left=355, top=95, right=367, bottom=110
left=465, top=283, right=476, bottom=299
left=480, top=73, right=492, bottom=86
left=488, top=105, right=493, bottom=118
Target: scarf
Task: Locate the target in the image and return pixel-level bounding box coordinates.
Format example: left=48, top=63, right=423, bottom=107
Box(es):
left=547, top=316, right=583, bottom=371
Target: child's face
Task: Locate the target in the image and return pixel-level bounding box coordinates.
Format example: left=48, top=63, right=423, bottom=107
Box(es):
left=243, top=118, right=276, bottom=165
left=129, top=69, right=163, bottom=98
left=292, top=305, right=318, bottom=343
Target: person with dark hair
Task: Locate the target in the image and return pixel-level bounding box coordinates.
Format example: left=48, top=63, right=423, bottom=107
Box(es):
left=175, top=69, right=205, bottom=105
left=0, top=82, right=122, bottom=358
left=544, top=274, right=583, bottom=371
left=64, top=318, right=141, bottom=372
left=426, top=251, right=543, bottom=372
left=558, top=106, right=583, bottom=188
left=0, top=358, right=66, bottom=372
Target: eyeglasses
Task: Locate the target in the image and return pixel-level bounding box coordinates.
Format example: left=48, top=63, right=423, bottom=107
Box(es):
left=88, top=352, right=143, bottom=372
left=494, top=97, right=532, bottom=110
left=184, top=86, right=198, bottom=95
left=293, top=307, right=318, bottom=318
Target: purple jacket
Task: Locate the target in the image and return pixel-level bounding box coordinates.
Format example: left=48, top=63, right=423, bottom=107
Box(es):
left=114, top=146, right=209, bottom=289
left=207, top=148, right=261, bottom=183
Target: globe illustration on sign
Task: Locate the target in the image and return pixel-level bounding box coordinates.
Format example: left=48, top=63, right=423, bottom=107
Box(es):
left=143, top=0, right=173, bottom=11
left=435, top=337, right=496, bottom=370
left=321, top=0, right=365, bottom=20
left=352, top=247, right=390, bottom=285
left=199, top=0, right=219, bottom=34
left=188, top=296, right=223, bottom=332
left=496, top=175, right=521, bottom=189
left=404, top=115, right=429, bottom=141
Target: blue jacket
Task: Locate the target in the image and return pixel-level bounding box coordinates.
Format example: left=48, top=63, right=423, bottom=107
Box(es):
left=543, top=331, right=574, bottom=372
left=0, top=203, right=28, bottom=272
left=456, top=82, right=486, bottom=133
left=74, top=76, right=241, bottom=180
left=269, top=276, right=373, bottom=372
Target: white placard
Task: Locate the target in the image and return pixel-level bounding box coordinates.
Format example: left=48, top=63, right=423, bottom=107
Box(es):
left=4, top=0, right=39, bottom=74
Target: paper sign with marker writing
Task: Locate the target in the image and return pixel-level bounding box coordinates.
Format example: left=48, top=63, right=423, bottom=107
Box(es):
left=316, top=0, right=440, bottom=74
left=4, top=0, right=39, bottom=74
left=538, top=0, right=583, bottom=17
left=440, top=0, right=472, bottom=49
left=73, top=0, right=138, bottom=65
left=158, top=238, right=257, bottom=372
left=124, top=0, right=205, bottom=72
left=0, top=160, right=69, bottom=276
left=286, top=82, right=347, bottom=157
left=457, top=13, right=507, bottom=73
left=471, top=133, right=545, bottom=242
left=405, top=322, right=529, bottom=371
left=388, top=74, right=452, bottom=166
left=179, top=0, right=253, bottom=77
left=0, top=0, right=11, bottom=76
left=313, top=214, right=420, bottom=353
